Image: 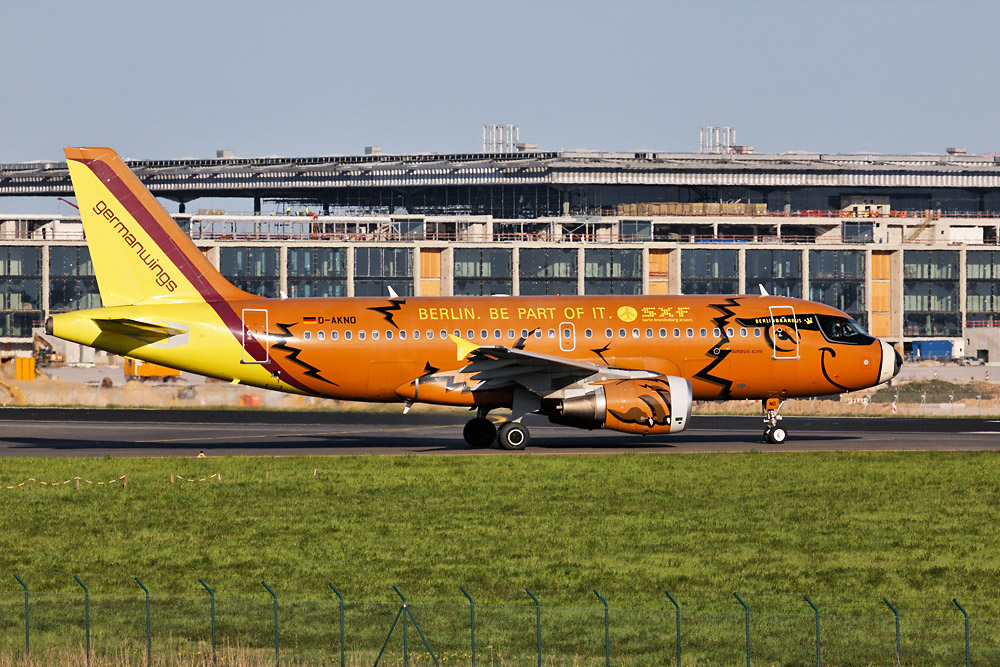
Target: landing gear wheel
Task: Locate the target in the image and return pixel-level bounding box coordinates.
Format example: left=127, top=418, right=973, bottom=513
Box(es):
left=497, top=421, right=531, bottom=451
left=765, top=426, right=787, bottom=444
left=463, top=418, right=497, bottom=448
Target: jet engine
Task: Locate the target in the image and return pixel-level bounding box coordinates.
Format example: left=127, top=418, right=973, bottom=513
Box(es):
left=547, top=376, right=692, bottom=435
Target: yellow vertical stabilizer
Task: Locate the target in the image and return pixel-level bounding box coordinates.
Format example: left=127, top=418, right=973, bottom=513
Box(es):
left=64, top=147, right=251, bottom=306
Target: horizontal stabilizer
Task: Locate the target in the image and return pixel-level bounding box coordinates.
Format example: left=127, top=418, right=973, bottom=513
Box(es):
left=93, top=318, right=186, bottom=341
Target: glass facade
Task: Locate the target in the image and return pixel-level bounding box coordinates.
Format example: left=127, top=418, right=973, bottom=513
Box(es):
left=0, top=246, right=42, bottom=337
left=454, top=248, right=512, bottom=296
left=809, top=250, right=866, bottom=325
left=903, top=250, right=960, bottom=336
left=220, top=247, right=280, bottom=298
left=967, top=250, right=1000, bottom=326
left=746, top=249, right=802, bottom=298
left=620, top=220, right=652, bottom=241
left=681, top=248, right=738, bottom=294
left=519, top=247, right=577, bottom=295
left=354, top=247, right=413, bottom=297
left=584, top=248, right=642, bottom=295
left=287, top=247, right=347, bottom=298
left=49, top=246, right=101, bottom=312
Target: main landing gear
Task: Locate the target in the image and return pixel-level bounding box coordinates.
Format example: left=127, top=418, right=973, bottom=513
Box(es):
left=463, top=409, right=531, bottom=450
left=762, top=397, right=787, bottom=444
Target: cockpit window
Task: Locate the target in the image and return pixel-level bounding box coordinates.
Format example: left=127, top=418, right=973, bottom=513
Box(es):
left=816, top=314, right=874, bottom=345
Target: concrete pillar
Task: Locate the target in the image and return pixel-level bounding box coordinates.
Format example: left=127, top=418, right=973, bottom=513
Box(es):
left=801, top=248, right=809, bottom=301
left=346, top=246, right=355, bottom=297
left=41, top=243, right=50, bottom=316
left=512, top=247, right=520, bottom=296
left=278, top=245, right=288, bottom=298
left=737, top=248, right=746, bottom=294
left=577, top=245, right=585, bottom=295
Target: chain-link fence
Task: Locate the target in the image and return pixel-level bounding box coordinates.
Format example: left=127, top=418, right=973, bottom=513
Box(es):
left=1, top=586, right=998, bottom=666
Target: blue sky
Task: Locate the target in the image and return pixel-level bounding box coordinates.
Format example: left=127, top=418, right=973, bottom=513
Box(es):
left=1, top=0, right=998, bottom=207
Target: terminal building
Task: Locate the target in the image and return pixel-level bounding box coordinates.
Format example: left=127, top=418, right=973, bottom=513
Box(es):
left=1, top=145, right=998, bottom=363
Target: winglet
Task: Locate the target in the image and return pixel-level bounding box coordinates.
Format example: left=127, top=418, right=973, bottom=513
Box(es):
left=448, top=334, right=479, bottom=361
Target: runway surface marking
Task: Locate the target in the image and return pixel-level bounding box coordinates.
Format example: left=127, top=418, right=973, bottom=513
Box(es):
left=138, top=424, right=450, bottom=443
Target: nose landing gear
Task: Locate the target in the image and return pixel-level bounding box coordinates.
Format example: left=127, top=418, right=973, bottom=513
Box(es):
left=762, top=397, right=787, bottom=444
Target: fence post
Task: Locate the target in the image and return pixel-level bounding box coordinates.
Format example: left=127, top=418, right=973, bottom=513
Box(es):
left=394, top=586, right=409, bottom=665
left=262, top=582, right=279, bottom=666
left=199, top=579, right=217, bottom=666
left=74, top=575, right=90, bottom=667
left=593, top=590, right=610, bottom=667
left=883, top=597, right=900, bottom=666
left=734, top=593, right=750, bottom=667
left=460, top=586, right=476, bottom=667
left=665, top=591, right=681, bottom=667
left=953, top=598, right=969, bottom=667
left=328, top=584, right=345, bottom=667
left=804, top=596, right=820, bottom=667
left=14, top=574, right=28, bottom=662
left=135, top=578, right=151, bottom=667
left=525, top=588, right=541, bottom=667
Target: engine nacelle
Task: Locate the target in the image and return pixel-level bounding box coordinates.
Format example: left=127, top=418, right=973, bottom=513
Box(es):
left=548, top=376, right=692, bottom=435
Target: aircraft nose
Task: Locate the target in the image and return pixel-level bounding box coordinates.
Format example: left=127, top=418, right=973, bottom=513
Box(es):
left=877, top=340, right=902, bottom=385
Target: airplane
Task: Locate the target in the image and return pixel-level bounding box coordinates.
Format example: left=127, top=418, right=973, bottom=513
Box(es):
left=48, top=147, right=902, bottom=449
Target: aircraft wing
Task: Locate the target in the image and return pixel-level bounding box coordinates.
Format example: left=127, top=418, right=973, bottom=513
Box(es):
left=454, top=338, right=658, bottom=395
left=92, top=318, right=187, bottom=342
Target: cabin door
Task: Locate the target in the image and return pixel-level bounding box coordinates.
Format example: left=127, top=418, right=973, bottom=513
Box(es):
left=768, top=305, right=800, bottom=360
left=242, top=308, right=270, bottom=364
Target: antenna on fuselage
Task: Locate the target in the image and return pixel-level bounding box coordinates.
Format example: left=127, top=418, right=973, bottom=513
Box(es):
left=387, top=286, right=399, bottom=298
left=758, top=284, right=769, bottom=296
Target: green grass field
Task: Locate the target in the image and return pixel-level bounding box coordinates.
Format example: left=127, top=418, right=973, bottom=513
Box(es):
left=2, top=452, right=999, bottom=665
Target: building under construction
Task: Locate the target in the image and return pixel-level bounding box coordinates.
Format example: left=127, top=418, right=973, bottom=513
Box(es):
left=0, top=146, right=998, bottom=362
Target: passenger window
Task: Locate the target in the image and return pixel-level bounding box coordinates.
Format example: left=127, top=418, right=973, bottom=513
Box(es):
left=618, top=328, right=626, bottom=338
left=713, top=328, right=720, bottom=337
left=700, top=328, right=707, bottom=337
left=632, top=328, right=640, bottom=338
left=358, top=331, right=366, bottom=340
left=585, top=328, right=593, bottom=338
left=563, top=329, right=571, bottom=338
left=398, top=330, right=406, bottom=340
left=426, top=329, right=433, bottom=339
left=548, top=329, right=556, bottom=339
left=467, top=330, right=474, bottom=339
left=673, top=328, right=681, bottom=337
left=754, top=328, right=761, bottom=337
left=534, top=329, right=542, bottom=338
left=318, top=331, right=325, bottom=341
left=507, top=329, right=515, bottom=339
left=659, top=328, right=667, bottom=338
left=331, top=331, right=339, bottom=341
left=388, top=330, right=396, bottom=340
left=494, top=329, right=502, bottom=339
left=605, top=328, right=613, bottom=338
left=645, top=328, right=653, bottom=338
left=412, top=330, right=420, bottom=340
left=727, top=327, right=734, bottom=337
left=439, top=330, right=447, bottom=339
left=345, top=331, right=352, bottom=341
left=453, top=330, right=460, bottom=338
left=480, top=329, right=488, bottom=339
left=686, top=328, right=694, bottom=337
left=521, top=329, right=529, bottom=338
left=740, top=328, right=747, bottom=337
left=304, top=331, right=311, bottom=340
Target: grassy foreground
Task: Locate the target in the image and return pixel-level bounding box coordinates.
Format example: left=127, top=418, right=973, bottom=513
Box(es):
left=2, top=452, right=1000, bottom=664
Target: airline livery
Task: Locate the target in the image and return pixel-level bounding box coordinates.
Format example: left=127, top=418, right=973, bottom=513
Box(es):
left=49, top=148, right=902, bottom=449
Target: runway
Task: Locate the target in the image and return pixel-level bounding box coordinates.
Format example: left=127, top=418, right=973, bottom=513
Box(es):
left=0, top=408, right=997, bottom=456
